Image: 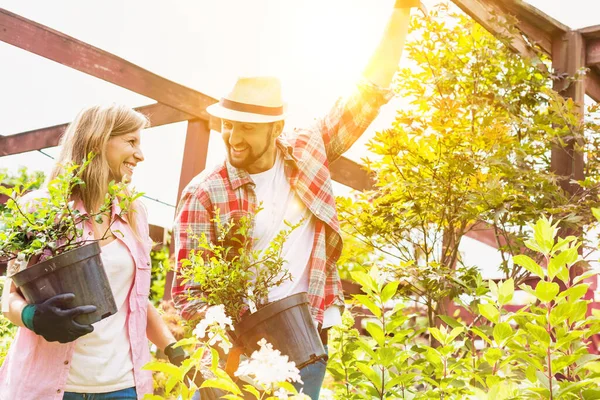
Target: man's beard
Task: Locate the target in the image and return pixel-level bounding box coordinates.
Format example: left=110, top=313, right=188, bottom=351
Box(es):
left=227, top=131, right=273, bottom=170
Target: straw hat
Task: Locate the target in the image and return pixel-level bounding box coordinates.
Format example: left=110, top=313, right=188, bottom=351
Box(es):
left=206, top=76, right=286, bottom=123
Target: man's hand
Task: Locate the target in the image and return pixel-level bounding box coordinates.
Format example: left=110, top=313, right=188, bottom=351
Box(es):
left=395, top=0, right=427, bottom=15
left=165, top=342, right=187, bottom=366
left=24, top=293, right=96, bottom=343
left=394, top=0, right=420, bottom=8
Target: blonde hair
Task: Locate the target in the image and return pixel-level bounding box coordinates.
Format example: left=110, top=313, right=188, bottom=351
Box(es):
left=47, top=104, right=150, bottom=240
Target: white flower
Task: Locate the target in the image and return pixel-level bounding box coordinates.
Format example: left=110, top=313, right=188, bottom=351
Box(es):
left=235, top=338, right=303, bottom=389
left=193, top=305, right=234, bottom=339
left=274, top=387, right=289, bottom=399
left=319, top=388, right=334, bottom=400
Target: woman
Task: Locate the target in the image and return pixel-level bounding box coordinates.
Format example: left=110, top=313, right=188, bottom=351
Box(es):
left=0, top=105, right=182, bottom=400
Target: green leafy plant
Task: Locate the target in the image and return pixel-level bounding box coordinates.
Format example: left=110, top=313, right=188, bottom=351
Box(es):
left=149, top=246, right=170, bottom=305
left=336, top=2, right=599, bottom=332
left=327, top=216, right=600, bottom=399
left=178, top=207, right=301, bottom=324
left=0, top=154, right=142, bottom=268
left=145, top=305, right=308, bottom=400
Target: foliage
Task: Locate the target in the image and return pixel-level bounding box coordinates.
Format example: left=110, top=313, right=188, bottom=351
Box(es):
left=150, top=246, right=170, bottom=306
left=326, top=216, right=600, bottom=399
left=0, top=154, right=143, bottom=267
left=0, top=167, right=45, bottom=192
left=145, top=305, right=308, bottom=400
left=336, top=2, right=599, bottom=330
left=178, top=208, right=300, bottom=324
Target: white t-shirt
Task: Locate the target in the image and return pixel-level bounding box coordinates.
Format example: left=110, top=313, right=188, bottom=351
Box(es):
left=250, top=151, right=342, bottom=328
left=65, top=239, right=135, bottom=392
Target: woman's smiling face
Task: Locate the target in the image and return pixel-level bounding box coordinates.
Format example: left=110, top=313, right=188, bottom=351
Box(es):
left=106, top=129, right=145, bottom=183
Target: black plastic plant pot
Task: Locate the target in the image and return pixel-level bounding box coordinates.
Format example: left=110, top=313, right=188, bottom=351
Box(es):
left=234, top=292, right=326, bottom=370
left=11, top=241, right=117, bottom=325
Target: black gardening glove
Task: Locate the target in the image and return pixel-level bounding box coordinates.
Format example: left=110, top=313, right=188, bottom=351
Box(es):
left=165, top=342, right=188, bottom=367
left=25, top=293, right=96, bottom=343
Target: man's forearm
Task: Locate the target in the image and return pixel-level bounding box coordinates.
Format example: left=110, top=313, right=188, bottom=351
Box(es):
left=363, top=7, right=412, bottom=88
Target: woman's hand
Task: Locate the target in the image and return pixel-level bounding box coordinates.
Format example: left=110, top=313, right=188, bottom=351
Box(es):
left=23, top=293, right=96, bottom=343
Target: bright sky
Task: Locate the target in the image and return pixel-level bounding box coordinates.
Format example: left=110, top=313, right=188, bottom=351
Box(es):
left=1, top=0, right=599, bottom=278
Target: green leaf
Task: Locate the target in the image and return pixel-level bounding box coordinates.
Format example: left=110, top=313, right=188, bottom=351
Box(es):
left=381, top=281, right=400, bottom=303
left=535, top=281, right=560, bottom=303
left=429, top=327, right=445, bottom=345
left=242, top=384, right=261, bottom=399
left=549, top=302, right=572, bottom=327
left=526, top=323, right=550, bottom=348
left=574, top=270, right=597, bottom=284
left=559, top=284, right=589, bottom=303
left=438, top=315, right=463, bottom=329
left=592, top=207, right=600, bottom=223
left=355, top=362, right=382, bottom=391
left=498, top=278, right=514, bottom=306
left=493, top=322, right=514, bottom=344
left=532, top=217, right=557, bottom=254
left=142, top=361, right=182, bottom=380
left=366, top=322, right=386, bottom=346
left=354, top=295, right=382, bottom=318
left=513, top=255, right=544, bottom=278
left=351, top=271, right=378, bottom=293
left=478, top=303, right=500, bottom=324
left=484, top=348, right=503, bottom=364
left=471, top=327, right=493, bottom=345
left=201, top=375, right=242, bottom=396
left=569, top=301, right=588, bottom=325
left=447, top=327, right=464, bottom=343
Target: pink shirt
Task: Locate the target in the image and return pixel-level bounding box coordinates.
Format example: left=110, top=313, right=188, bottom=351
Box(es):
left=0, top=191, right=154, bottom=399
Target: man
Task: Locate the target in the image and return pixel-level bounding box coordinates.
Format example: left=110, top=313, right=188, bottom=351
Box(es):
left=173, top=1, right=422, bottom=398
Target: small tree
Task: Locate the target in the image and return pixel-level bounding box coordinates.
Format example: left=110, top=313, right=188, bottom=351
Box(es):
left=336, top=3, right=600, bottom=328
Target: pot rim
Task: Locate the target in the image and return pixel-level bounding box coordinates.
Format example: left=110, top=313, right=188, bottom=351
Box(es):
left=11, top=241, right=101, bottom=287
left=234, top=292, right=309, bottom=333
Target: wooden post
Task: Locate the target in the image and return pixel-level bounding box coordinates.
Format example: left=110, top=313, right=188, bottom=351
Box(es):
left=551, top=31, right=586, bottom=280
left=163, top=119, right=211, bottom=301
left=551, top=31, right=585, bottom=194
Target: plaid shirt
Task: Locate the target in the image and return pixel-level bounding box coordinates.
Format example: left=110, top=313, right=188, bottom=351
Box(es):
left=172, top=80, right=392, bottom=324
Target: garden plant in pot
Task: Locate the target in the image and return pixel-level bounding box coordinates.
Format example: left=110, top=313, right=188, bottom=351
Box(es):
left=0, top=155, right=142, bottom=326
left=179, top=208, right=327, bottom=372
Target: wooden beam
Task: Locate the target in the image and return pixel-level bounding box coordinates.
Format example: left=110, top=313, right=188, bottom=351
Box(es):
left=587, top=38, right=600, bottom=67
left=501, top=0, right=569, bottom=38
left=586, top=68, right=600, bottom=103
left=0, top=8, right=376, bottom=197
left=579, top=24, right=600, bottom=40
left=451, top=0, right=548, bottom=60
left=176, top=120, right=211, bottom=205
left=330, top=156, right=374, bottom=191
left=0, top=103, right=194, bottom=157
left=209, top=116, right=373, bottom=192
left=0, top=8, right=215, bottom=120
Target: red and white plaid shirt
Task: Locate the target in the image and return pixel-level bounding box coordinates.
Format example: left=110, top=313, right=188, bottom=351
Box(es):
left=172, top=80, right=392, bottom=324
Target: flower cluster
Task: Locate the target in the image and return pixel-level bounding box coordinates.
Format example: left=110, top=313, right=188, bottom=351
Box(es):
left=235, top=338, right=303, bottom=390
left=192, top=305, right=234, bottom=354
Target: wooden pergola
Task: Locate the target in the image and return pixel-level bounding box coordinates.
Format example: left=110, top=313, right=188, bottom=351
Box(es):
left=1, top=1, right=599, bottom=303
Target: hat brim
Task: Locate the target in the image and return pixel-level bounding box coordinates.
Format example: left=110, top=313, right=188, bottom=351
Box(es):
left=207, top=103, right=286, bottom=123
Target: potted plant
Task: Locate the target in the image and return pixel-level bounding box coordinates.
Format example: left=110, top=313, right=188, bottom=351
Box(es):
left=0, top=155, right=142, bottom=325
left=179, top=208, right=326, bottom=369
